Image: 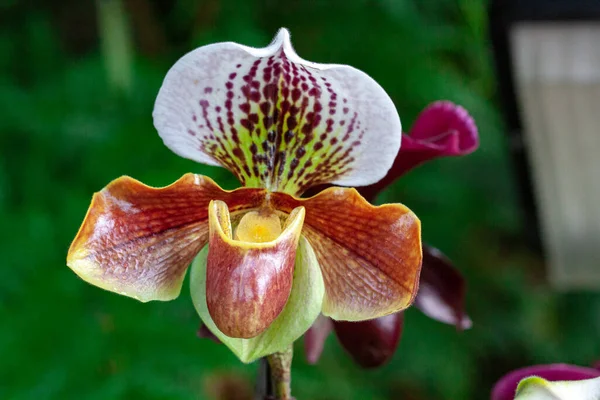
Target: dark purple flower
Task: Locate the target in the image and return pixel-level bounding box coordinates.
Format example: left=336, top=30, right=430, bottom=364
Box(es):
left=491, top=364, right=600, bottom=400
left=303, top=101, right=478, bottom=368
left=333, top=313, right=404, bottom=369
left=359, top=100, right=478, bottom=201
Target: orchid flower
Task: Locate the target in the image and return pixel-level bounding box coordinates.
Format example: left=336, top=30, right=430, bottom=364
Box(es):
left=492, top=364, right=600, bottom=400
left=66, top=28, right=423, bottom=364
left=303, top=101, right=478, bottom=367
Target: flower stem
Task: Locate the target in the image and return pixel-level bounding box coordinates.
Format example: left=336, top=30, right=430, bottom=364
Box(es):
left=266, top=347, right=294, bottom=400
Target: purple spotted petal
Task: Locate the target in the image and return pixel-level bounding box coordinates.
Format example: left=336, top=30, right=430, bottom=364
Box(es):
left=413, top=245, right=472, bottom=330
left=492, top=364, right=600, bottom=400
left=358, top=101, right=478, bottom=202
left=153, top=28, right=402, bottom=195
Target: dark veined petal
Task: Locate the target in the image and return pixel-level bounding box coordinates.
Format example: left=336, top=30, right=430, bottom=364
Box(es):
left=153, top=28, right=401, bottom=196
left=359, top=101, right=478, bottom=202
left=205, top=200, right=305, bottom=338
left=304, top=315, right=333, bottom=364
left=413, top=245, right=472, bottom=329
left=271, top=188, right=422, bottom=321
left=67, top=174, right=264, bottom=302
left=333, top=312, right=404, bottom=369
left=492, top=364, right=600, bottom=400
left=191, top=236, right=325, bottom=363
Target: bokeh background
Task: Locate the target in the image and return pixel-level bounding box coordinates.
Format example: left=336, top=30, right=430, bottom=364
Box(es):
left=2, top=1, right=600, bottom=399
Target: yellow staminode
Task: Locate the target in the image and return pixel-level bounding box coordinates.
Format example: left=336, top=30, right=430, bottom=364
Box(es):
left=235, top=210, right=283, bottom=243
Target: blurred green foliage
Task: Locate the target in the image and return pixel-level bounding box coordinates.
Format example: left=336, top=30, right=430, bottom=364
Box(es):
left=1, top=1, right=599, bottom=399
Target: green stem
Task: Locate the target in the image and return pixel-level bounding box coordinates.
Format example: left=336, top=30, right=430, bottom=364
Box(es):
left=266, top=347, right=294, bottom=400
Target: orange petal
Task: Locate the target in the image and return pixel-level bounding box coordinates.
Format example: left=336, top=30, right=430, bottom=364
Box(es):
left=271, top=188, right=422, bottom=320
left=67, top=174, right=265, bottom=302
left=206, top=200, right=305, bottom=338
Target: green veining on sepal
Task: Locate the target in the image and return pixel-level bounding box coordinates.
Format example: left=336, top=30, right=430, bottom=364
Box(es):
left=187, top=52, right=365, bottom=196
left=190, top=236, right=324, bottom=363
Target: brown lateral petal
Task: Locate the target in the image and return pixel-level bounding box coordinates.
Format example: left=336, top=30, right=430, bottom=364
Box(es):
left=271, top=188, right=422, bottom=321
left=67, top=174, right=265, bottom=302
left=206, top=201, right=305, bottom=338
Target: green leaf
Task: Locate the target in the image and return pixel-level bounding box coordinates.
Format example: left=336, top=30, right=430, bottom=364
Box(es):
left=190, top=236, right=324, bottom=363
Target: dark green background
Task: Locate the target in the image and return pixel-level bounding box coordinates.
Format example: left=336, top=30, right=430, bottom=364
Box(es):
left=2, top=1, right=599, bottom=399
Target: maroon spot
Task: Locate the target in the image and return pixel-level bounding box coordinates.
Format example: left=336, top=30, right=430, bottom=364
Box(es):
left=204, top=87, right=213, bottom=94
left=226, top=81, right=234, bottom=89
left=251, top=80, right=260, bottom=89
left=263, top=83, right=278, bottom=102
left=239, top=103, right=251, bottom=113
left=250, top=143, right=258, bottom=155
left=301, top=83, right=309, bottom=91
left=295, top=147, right=306, bottom=158
left=192, top=114, right=197, bottom=122
left=343, top=107, right=349, bottom=114
left=236, top=64, right=242, bottom=68
left=260, top=102, right=271, bottom=115
left=290, top=158, right=299, bottom=170
left=215, top=106, right=221, bottom=112
left=227, top=91, right=234, bottom=99
left=267, top=131, right=276, bottom=142
left=263, top=116, right=274, bottom=129
left=249, top=113, right=259, bottom=124
left=340, top=120, right=346, bottom=126
left=314, top=142, right=323, bottom=151
left=187, top=129, right=196, bottom=136
left=200, top=99, right=209, bottom=108
left=343, top=98, right=347, bottom=103
left=291, top=88, right=302, bottom=102
left=287, top=116, right=297, bottom=130
left=331, top=137, right=338, bottom=145
left=249, top=91, right=261, bottom=102
left=233, top=147, right=244, bottom=158
left=241, top=119, right=253, bottom=130
left=284, top=130, right=294, bottom=143
left=229, top=72, right=237, bottom=80
left=308, top=87, right=321, bottom=97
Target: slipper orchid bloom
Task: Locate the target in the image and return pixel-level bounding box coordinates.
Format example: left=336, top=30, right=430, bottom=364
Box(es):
left=492, top=364, right=600, bottom=400
left=67, top=28, right=422, bottom=363
left=303, top=101, right=478, bottom=367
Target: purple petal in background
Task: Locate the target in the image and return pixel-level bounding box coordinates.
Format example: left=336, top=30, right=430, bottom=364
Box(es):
left=304, top=315, right=333, bottom=365
left=333, top=312, right=404, bottom=369
left=197, top=323, right=221, bottom=344
left=359, top=101, right=478, bottom=202
left=413, top=245, right=472, bottom=330
left=491, top=364, right=600, bottom=400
